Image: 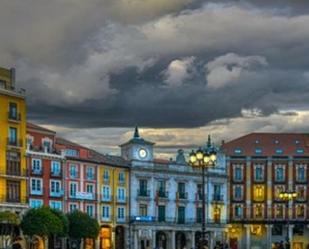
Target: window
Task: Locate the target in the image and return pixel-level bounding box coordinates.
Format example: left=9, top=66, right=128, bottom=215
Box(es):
left=117, top=188, right=126, bottom=202
left=296, top=165, right=306, bottom=182
left=6, top=181, right=20, bottom=202
left=117, top=207, right=125, bottom=221
left=9, top=102, right=18, bottom=120
left=69, top=164, right=78, bottom=178
left=139, top=204, right=147, bottom=216
left=255, top=148, right=262, bottom=154
left=296, top=205, right=305, bottom=218
left=254, top=164, right=264, bottom=181
left=196, top=207, right=202, bottom=223
left=118, top=172, right=125, bottom=183
left=86, top=167, right=94, bottom=180
left=158, top=180, right=167, bottom=198
left=50, top=180, right=61, bottom=196
left=177, top=207, right=185, bottom=224
left=213, top=184, right=222, bottom=200
left=234, top=148, right=242, bottom=154
left=29, top=199, right=43, bottom=208
left=69, top=182, right=77, bottom=197
left=274, top=165, right=285, bottom=182
left=32, top=159, right=42, bottom=174
left=65, top=149, right=79, bottom=157
left=275, top=205, right=284, bottom=219
left=26, top=136, right=33, bottom=149
left=102, top=186, right=111, bottom=201
left=9, top=127, right=17, bottom=145
left=42, top=139, right=51, bottom=153
left=102, top=205, right=110, bottom=220
left=31, top=178, right=42, bottom=195
left=50, top=201, right=62, bottom=211
left=6, top=151, right=20, bottom=175
left=139, top=179, right=148, bottom=196
left=178, top=182, right=186, bottom=199
left=103, top=170, right=109, bottom=181
left=69, top=203, right=78, bottom=212
left=233, top=164, right=243, bottom=181
left=51, top=161, right=61, bottom=176
left=253, top=204, right=263, bottom=219
left=275, top=148, right=283, bottom=154
left=197, top=184, right=203, bottom=200
left=296, top=185, right=306, bottom=200
left=296, top=148, right=304, bottom=154
left=86, top=205, right=94, bottom=217
left=158, top=205, right=165, bottom=222
left=234, top=185, right=243, bottom=200
left=234, top=205, right=243, bottom=218
left=274, top=185, right=285, bottom=200
left=253, top=185, right=265, bottom=201
left=86, top=184, right=94, bottom=194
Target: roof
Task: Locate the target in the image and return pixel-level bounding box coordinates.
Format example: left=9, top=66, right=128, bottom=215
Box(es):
left=56, top=137, right=130, bottom=167
left=222, top=132, right=309, bottom=157
left=120, top=126, right=155, bottom=147
left=27, top=122, right=56, bottom=134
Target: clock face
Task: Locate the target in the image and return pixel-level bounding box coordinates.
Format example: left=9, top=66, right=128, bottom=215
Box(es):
left=139, top=148, right=148, bottom=159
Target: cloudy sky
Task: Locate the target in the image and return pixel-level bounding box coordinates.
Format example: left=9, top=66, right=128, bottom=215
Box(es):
left=2, top=0, right=309, bottom=158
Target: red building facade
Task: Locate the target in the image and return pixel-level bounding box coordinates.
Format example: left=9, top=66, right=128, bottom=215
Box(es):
left=26, top=123, right=65, bottom=210
left=55, top=137, right=98, bottom=219
left=222, top=133, right=309, bottom=249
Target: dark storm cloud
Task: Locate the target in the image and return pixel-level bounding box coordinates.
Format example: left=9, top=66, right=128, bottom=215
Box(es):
left=2, top=0, right=309, bottom=129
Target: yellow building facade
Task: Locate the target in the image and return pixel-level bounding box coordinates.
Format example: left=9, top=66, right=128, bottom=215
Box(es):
left=97, top=160, right=130, bottom=249
left=0, top=67, right=28, bottom=213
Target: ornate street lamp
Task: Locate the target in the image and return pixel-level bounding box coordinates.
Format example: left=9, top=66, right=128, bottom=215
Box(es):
left=189, top=136, right=217, bottom=249
left=279, top=190, right=298, bottom=249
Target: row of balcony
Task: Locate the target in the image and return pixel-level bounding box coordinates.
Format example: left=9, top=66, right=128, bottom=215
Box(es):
left=137, top=189, right=224, bottom=202
left=0, top=195, right=28, bottom=204
left=131, top=216, right=227, bottom=225
left=0, top=168, right=62, bottom=178
left=232, top=177, right=307, bottom=184
left=231, top=196, right=308, bottom=203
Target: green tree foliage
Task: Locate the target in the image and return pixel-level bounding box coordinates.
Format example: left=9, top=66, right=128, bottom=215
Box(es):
left=21, top=207, right=63, bottom=237
left=67, top=211, right=99, bottom=240
left=50, top=209, right=69, bottom=237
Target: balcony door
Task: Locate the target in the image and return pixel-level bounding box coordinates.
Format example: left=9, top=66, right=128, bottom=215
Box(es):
left=7, top=180, right=20, bottom=202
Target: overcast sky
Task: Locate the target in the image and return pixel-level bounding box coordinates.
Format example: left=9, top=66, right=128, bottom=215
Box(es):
left=2, top=0, right=309, bottom=158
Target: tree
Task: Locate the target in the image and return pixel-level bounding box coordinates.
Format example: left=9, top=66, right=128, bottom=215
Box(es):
left=0, top=211, right=20, bottom=248
left=21, top=207, right=64, bottom=249
left=67, top=211, right=99, bottom=247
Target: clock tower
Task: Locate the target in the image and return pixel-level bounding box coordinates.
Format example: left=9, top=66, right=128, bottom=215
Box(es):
left=120, top=126, right=154, bottom=161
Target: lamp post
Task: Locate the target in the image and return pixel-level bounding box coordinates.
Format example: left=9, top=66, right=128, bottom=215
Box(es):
left=278, top=190, right=298, bottom=249
left=189, top=136, right=217, bottom=249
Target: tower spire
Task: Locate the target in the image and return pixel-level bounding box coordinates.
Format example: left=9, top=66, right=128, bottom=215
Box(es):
left=207, top=134, right=211, bottom=148
left=134, top=126, right=140, bottom=138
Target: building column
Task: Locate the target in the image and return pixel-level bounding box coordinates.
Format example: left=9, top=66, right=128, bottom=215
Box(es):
left=209, top=231, right=214, bottom=249
left=191, top=231, right=195, bottom=249
left=266, top=225, right=273, bottom=249
left=288, top=225, right=294, bottom=244
left=152, top=230, right=156, bottom=249
left=134, top=230, right=138, bottom=249
left=171, top=230, right=175, bottom=249
left=244, top=225, right=250, bottom=249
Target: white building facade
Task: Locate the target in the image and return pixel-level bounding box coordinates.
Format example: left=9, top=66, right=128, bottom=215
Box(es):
left=120, top=128, right=229, bottom=249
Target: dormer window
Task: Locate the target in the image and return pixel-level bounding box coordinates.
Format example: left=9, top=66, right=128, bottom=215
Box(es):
left=295, top=140, right=300, bottom=144
left=234, top=148, right=242, bottom=154
left=26, top=135, right=34, bottom=150
left=42, top=138, right=52, bottom=153
left=65, top=149, right=79, bottom=157
left=255, top=148, right=262, bottom=154
left=296, top=148, right=304, bottom=154
left=274, top=140, right=279, bottom=144
left=255, top=140, right=260, bottom=144
left=275, top=148, right=283, bottom=154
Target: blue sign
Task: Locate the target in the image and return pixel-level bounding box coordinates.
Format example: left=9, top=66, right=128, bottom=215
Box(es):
left=134, top=216, right=154, bottom=222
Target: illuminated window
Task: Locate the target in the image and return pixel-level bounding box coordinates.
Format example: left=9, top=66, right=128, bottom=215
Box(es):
left=253, top=204, right=263, bottom=219
left=275, top=205, right=284, bottom=219
left=253, top=185, right=265, bottom=201
left=296, top=186, right=306, bottom=200
left=296, top=205, right=305, bottom=218
left=274, top=185, right=285, bottom=200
